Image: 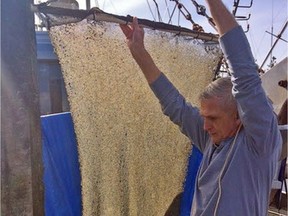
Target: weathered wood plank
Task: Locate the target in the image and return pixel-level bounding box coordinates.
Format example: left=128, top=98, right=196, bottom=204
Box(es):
left=1, top=0, right=44, bottom=215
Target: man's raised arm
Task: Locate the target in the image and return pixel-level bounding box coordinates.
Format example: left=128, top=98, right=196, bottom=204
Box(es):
left=205, top=0, right=238, bottom=36
left=206, top=0, right=281, bottom=154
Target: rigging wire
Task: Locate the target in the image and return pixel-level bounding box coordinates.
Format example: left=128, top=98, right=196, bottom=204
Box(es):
left=273, top=1, right=288, bottom=24
left=152, top=0, right=162, bottom=22
left=146, top=0, right=157, bottom=21
left=177, top=5, right=181, bottom=26
left=170, top=0, right=195, bottom=24
left=164, top=0, right=171, bottom=24
left=104, top=0, right=118, bottom=15
left=94, top=0, right=99, bottom=8
left=265, top=31, right=288, bottom=43
left=190, top=0, right=217, bottom=31
left=170, top=0, right=206, bottom=32
left=102, top=0, right=106, bottom=13
left=249, top=26, right=266, bottom=65
left=270, top=0, right=274, bottom=64
left=168, top=3, right=178, bottom=25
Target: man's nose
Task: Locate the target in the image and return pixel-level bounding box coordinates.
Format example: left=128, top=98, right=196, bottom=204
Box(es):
left=203, top=119, right=212, bottom=131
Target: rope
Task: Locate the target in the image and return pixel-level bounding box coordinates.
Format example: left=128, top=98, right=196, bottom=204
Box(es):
left=213, top=124, right=243, bottom=216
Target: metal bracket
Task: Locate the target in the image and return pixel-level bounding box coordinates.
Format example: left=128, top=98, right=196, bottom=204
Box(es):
left=235, top=0, right=253, bottom=8
left=235, top=13, right=251, bottom=21
left=243, top=24, right=250, bottom=33
left=232, top=0, right=253, bottom=33
left=233, top=0, right=253, bottom=15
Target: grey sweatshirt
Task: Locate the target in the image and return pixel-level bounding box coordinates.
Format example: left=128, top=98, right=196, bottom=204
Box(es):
left=150, top=26, right=282, bottom=216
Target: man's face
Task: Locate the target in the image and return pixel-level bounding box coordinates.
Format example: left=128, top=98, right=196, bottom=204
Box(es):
left=200, top=97, right=240, bottom=144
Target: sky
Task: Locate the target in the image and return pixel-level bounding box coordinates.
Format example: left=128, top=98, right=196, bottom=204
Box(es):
left=77, top=0, right=287, bottom=71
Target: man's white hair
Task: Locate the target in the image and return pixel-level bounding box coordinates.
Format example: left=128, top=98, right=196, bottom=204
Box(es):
left=199, top=77, right=237, bottom=112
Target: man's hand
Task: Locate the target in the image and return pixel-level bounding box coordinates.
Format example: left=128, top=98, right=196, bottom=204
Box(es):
left=120, top=17, right=145, bottom=56
left=119, top=17, right=161, bottom=84
left=205, top=0, right=238, bottom=36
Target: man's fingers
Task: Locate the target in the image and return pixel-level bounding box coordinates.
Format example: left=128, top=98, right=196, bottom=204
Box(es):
left=132, top=17, right=139, bottom=30
left=120, top=17, right=142, bottom=40
left=120, top=24, right=132, bottom=39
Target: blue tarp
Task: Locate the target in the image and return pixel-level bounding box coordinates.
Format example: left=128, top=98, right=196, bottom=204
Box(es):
left=41, top=112, right=82, bottom=216
left=41, top=112, right=202, bottom=216
left=180, top=146, right=203, bottom=216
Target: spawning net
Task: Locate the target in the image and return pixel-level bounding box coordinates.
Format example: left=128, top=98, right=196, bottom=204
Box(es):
left=47, top=9, right=221, bottom=216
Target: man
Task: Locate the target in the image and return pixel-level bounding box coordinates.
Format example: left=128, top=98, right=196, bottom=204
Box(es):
left=120, top=0, right=281, bottom=215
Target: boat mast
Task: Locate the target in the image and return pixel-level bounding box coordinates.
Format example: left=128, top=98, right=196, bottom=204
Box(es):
left=260, top=21, right=288, bottom=70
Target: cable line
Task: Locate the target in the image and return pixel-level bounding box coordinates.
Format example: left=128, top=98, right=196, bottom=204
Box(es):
left=152, top=0, right=162, bottom=22
left=146, top=0, right=156, bottom=21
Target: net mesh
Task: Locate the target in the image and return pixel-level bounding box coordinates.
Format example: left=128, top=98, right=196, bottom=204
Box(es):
left=49, top=19, right=221, bottom=216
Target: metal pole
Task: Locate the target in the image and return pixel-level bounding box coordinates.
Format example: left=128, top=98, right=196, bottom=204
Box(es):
left=260, top=21, right=288, bottom=70
left=86, top=0, right=90, bottom=10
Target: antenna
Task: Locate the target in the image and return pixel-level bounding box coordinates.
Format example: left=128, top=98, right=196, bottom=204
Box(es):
left=260, top=21, right=288, bottom=70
